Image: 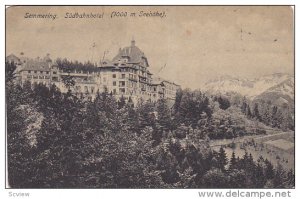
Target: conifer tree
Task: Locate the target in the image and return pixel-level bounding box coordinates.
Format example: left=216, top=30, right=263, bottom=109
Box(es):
left=253, top=103, right=261, bottom=121
left=273, top=164, right=286, bottom=188
left=229, top=151, right=237, bottom=170
left=246, top=105, right=252, bottom=118
left=253, top=163, right=266, bottom=188
left=264, top=159, right=275, bottom=180
left=241, top=97, right=247, bottom=114
left=287, top=169, right=295, bottom=186
left=217, top=147, right=228, bottom=171
left=118, top=95, right=126, bottom=109
left=157, top=98, right=172, bottom=131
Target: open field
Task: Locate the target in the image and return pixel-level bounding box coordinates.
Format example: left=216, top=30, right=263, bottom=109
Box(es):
left=210, top=131, right=295, bottom=171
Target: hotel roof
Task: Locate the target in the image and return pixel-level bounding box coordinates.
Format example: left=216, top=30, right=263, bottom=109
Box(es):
left=20, top=59, right=51, bottom=72
left=112, top=40, right=149, bottom=66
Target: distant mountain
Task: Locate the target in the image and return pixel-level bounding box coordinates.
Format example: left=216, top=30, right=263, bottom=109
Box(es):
left=203, top=73, right=294, bottom=104
left=203, top=75, right=254, bottom=97
left=253, top=77, right=294, bottom=108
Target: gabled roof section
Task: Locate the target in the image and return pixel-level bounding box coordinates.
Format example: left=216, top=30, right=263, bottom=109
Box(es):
left=6, top=54, right=21, bottom=63
left=21, top=59, right=51, bottom=72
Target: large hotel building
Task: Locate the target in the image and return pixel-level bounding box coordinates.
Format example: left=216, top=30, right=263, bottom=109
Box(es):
left=7, top=40, right=180, bottom=104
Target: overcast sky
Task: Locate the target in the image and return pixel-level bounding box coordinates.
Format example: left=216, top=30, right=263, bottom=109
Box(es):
left=6, top=6, right=294, bottom=89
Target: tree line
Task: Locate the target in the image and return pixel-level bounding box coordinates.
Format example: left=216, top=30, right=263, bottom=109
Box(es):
left=241, top=97, right=294, bottom=131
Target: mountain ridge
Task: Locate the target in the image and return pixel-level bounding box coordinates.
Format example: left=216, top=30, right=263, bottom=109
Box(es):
left=202, top=73, right=294, bottom=102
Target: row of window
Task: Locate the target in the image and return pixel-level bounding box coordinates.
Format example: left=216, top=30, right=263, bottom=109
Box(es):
left=75, top=86, right=95, bottom=94
left=113, top=88, right=126, bottom=94
left=27, top=75, right=50, bottom=80
left=112, top=81, right=126, bottom=87
left=128, top=74, right=138, bottom=81
left=112, top=74, right=126, bottom=79
left=114, top=67, right=139, bottom=74
left=165, top=90, right=176, bottom=95
left=27, top=70, right=51, bottom=75
left=112, top=88, right=156, bottom=96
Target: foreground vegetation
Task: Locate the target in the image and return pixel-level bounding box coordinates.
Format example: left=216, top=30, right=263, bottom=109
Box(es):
left=6, top=62, right=294, bottom=188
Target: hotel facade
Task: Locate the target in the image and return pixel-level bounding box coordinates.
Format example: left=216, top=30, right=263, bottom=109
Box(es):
left=7, top=40, right=180, bottom=104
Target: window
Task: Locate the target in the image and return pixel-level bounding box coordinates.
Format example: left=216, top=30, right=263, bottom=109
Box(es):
left=112, top=74, right=116, bottom=78
left=46, top=71, right=49, bottom=74
left=91, top=87, right=95, bottom=94
left=40, top=71, right=43, bottom=74
left=121, top=74, right=126, bottom=79
left=119, top=81, right=125, bottom=87
left=52, top=77, right=58, bottom=81
left=76, top=86, right=81, bottom=92
left=113, top=81, right=116, bottom=86
left=154, top=87, right=157, bottom=92
left=34, top=71, right=37, bottom=74
left=53, top=71, right=57, bottom=75
left=28, top=70, right=31, bottom=73
left=84, top=86, right=88, bottom=93
left=27, top=75, right=32, bottom=79
left=113, top=89, right=117, bottom=94
left=119, top=88, right=125, bottom=93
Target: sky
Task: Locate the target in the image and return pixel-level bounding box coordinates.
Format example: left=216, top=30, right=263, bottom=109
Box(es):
left=6, top=6, right=294, bottom=89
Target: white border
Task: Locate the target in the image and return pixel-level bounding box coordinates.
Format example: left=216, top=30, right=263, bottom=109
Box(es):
left=1, top=1, right=298, bottom=199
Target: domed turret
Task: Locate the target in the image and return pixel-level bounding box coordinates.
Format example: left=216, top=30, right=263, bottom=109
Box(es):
left=112, top=40, right=149, bottom=67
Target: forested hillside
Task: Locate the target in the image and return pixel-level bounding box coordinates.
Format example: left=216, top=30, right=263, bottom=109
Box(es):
left=6, top=62, right=294, bottom=188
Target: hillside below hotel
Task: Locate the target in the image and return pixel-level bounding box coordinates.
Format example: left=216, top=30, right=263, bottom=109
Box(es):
left=6, top=40, right=180, bottom=104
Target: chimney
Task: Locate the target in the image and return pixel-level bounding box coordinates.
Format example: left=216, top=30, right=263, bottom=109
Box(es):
left=131, top=38, right=135, bottom=47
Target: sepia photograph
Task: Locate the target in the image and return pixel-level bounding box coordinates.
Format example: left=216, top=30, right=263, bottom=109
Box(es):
left=5, top=5, right=295, bottom=189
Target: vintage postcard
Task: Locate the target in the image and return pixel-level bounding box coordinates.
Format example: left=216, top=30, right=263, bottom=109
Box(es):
left=5, top=6, right=294, bottom=189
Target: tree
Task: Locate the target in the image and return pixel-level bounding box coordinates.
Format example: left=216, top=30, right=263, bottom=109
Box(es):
left=253, top=103, right=261, bottom=121
left=253, top=163, right=266, bottom=188
left=117, top=95, right=126, bottom=109
left=61, top=75, right=75, bottom=91
left=217, top=147, right=228, bottom=171
left=124, top=102, right=139, bottom=134
left=241, top=97, right=247, bottom=114
left=273, top=164, right=286, bottom=188
left=6, top=62, right=38, bottom=187
left=174, top=89, right=212, bottom=128
left=173, top=88, right=183, bottom=114
left=246, top=105, right=252, bottom=118
left=5, top=61, right=17, bottom=84
left=218, top=96, right=231, bottom=110
left=156, top=98, right=172, bottom=131
left=136, top=100, right=155, bottom=129
left=229, top=151, right=237, bottom=170
left=261, top=104, right=272, bottom=126
left=287, top=169, right=295, bottom=187
left=7, top=89, right=35, bottom=187
left=227, top=169, right=247, bottom=188
left=201, top=168, right=228, bottom=188
left=264, top=159, right=275, bottom=180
